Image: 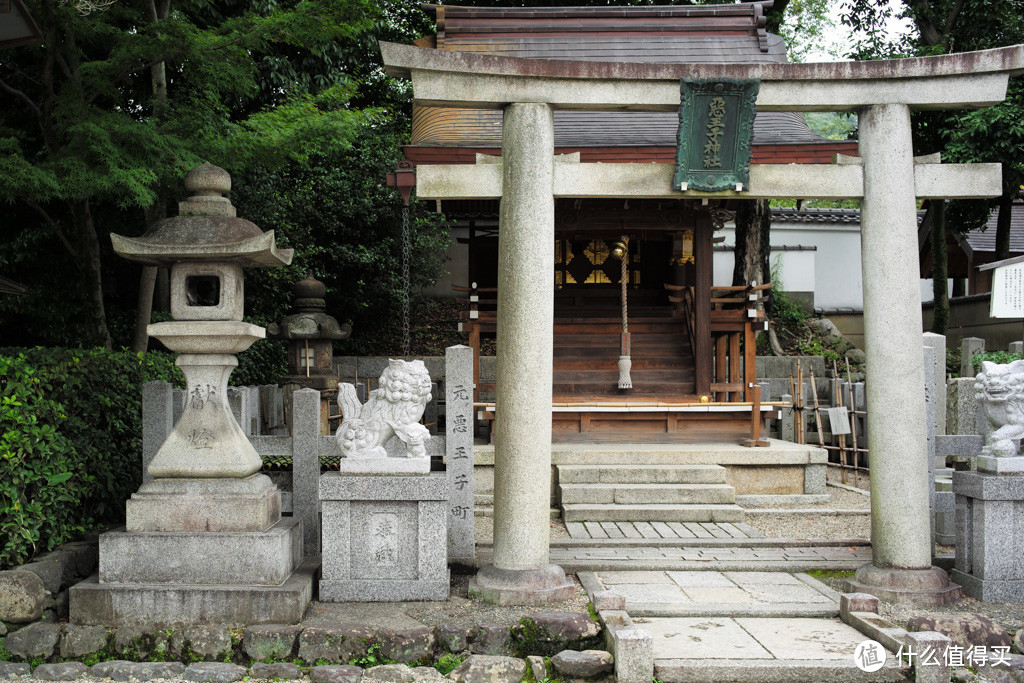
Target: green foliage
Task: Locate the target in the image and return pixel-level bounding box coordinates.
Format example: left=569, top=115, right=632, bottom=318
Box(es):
left=0, top=348, right=181, bottom=569
left=348, top=644, right=395, bottom=668
left=231, top=124, right=450, bottom=355
left=971, top=350, right=1024, bottom=372
left=0, top=640, right=11, bottom=662
left=435, top=653, right=464, bottom=675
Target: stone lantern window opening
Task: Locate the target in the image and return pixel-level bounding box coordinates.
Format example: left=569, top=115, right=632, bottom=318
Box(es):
left=169, top=261, right=244, bottom=322
left=185, top=275, right=220, bottom=307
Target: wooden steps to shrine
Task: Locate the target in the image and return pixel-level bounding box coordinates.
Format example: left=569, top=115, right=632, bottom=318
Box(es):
left=552, top=316, right=695, bottom=400
left=557, top=463, right=744, bottom=523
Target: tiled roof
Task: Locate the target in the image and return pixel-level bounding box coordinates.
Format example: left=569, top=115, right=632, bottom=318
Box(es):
left=961, top=198, right=1024, bottom=255
left=412, top=2, right=833, bottom=150
left=771, top=208, right=862, bottom=224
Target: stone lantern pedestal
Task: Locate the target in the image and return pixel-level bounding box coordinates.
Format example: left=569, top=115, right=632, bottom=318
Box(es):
left=70, top=164, right=315, bottom=626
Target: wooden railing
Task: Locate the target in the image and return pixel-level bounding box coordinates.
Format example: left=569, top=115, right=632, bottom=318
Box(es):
left=709, top=283, right=771, bottom=402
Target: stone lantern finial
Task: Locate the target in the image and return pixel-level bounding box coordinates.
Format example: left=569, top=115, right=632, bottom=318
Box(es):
left=179, top=162, right=236, bottom=217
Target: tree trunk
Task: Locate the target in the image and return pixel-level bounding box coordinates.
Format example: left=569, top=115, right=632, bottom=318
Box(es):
left=995, top=191, right=1013, bottom=261
left=131, top=0, right=172, bottom=352
left=73, top=199, right=113, bottom=349
left=952, top=278, right=966, bottom=297
left=930, top=200, right=949, bottom=335
left=732, top=199, right=783, bottom=354
left=131, top=266, right=159, bottom=352
left=731, top=199, right=772, bottom=292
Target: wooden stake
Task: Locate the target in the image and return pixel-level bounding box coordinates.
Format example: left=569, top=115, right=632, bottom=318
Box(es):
left=810, top=370, right=827, bottom=455
left=846, top=358, right=862, bottom=489
left=833, top=361, right=848, bottom=485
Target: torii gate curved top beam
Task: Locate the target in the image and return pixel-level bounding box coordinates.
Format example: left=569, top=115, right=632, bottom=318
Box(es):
left=381, top=41, right=1024, bottom=111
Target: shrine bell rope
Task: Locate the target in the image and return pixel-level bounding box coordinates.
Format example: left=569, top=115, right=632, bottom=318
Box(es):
left=618, top=236, right=632, bottom=390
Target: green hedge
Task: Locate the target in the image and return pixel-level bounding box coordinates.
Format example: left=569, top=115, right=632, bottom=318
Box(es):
left=0, top=348, right=182, bottom=569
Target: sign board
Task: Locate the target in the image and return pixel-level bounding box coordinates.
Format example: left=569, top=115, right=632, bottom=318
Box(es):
left=674, top=78, right=759, bottom=193
left=989, top=261, right=1024, bottom=318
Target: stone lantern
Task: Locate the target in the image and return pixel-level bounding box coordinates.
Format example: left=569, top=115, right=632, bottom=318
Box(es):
left=269, top=272, right=352, bottom=434
left=71, top=163, right=315, bottom=626
left=269, top=272, right=351, bottom=389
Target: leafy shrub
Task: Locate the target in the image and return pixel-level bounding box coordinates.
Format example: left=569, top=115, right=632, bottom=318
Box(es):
left=971, top=350, right=1023, bottom=371
left=0, top=348, right=181, bottom=569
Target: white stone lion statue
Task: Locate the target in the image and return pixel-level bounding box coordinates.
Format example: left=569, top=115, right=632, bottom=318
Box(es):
left=975, top=359, right=1024, bottom=458
left=336, top=359, right=432, bottom=459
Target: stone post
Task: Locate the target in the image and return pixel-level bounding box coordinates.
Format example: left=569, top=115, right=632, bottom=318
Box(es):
left=292, top=388, right=321, bottom=556
left=471, top=102, right=573, bottom=604
left=961, top=337, right=984, bottom=377
left=844, top=103, right=960, bottom=605
left=922, top=333, right=946, bottom=436
left=446, top=345, right=476, bottom=566
left=923, top=345, right=937, bottom=551
left=142, top=381, right=174, bottom=486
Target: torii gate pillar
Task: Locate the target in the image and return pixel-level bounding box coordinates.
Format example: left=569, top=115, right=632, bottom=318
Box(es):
left=469, top=102, right=575, bottom=604
left=845, top=103, right=961, bottom=604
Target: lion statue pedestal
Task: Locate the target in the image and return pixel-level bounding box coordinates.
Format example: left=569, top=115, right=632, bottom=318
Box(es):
left=319, top=359, right=449, bottom=601
left=951, top=359, right=1024, bottom=602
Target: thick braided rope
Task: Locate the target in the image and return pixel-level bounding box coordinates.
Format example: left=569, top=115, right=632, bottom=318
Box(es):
left=618, top=236, right=632, bottom=389
left=620, top=236, right=628, bottom=334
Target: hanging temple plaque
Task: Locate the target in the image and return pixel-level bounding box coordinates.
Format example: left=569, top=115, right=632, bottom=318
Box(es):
left=674, top=78, right=759, bottom=193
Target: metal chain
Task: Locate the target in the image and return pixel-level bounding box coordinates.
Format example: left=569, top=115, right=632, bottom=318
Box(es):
left=402, top=206, right=411, bottom=358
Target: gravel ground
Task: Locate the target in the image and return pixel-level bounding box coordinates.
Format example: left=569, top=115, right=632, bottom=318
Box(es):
left=473, top=514, right=570, bottom=545
left=744, top=481, right=872, bottom=540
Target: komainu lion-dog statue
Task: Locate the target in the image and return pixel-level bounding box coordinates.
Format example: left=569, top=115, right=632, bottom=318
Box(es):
left=975, top=359, right=1024, bottom=458
left=335, top=358, right=432, bottom=459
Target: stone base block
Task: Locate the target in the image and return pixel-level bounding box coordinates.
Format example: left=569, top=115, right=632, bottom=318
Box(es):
left=978, top=456, right=1024, bottom=474
left=98, top=517, right=302, bottom=585
left=319, top=578, right=449, bottom=602
left=953, top=471, right=1024, bottom=601
left=319, top=473, right=448, bottom=602
left=336, top=458, right=430, bottom=475
left=951, top=570, right=1024, bottom=602
left=69, top=558, right=317, bottom=627
left=843, top=565, right=961, bottom=607
left=125, top=475, right=280, bottom=533
left=469, top=564, right=576, bottom=606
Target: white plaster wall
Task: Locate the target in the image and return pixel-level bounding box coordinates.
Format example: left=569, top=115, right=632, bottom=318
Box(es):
left=716, top=219, right=866, bottom=310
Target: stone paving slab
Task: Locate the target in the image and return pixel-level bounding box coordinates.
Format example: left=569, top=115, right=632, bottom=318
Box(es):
left=541, top=544, right=871, bottom=572
left=579, top=570, right=841, bottom=618
left=644, top=617, right=906, bottom=682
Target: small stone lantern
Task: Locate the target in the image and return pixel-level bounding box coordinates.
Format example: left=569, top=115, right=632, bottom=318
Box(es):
left=75, top=163, right=313, bottom=626
left=268, top=272, right=351, bottom=390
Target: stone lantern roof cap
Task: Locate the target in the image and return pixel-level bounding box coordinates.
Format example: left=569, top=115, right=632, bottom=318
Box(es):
left=267, top=272, right=352, bottom=341
left=110, top=162, right=294, bottom=268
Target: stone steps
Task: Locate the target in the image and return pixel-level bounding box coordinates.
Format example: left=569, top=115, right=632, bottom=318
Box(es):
left=561, top=483, right=736, bottom=505
left=557, top=463, right=743, bottom=523
left=558, top=463, right=728, bottom=484
left=562, top=503, right=745, bottom=523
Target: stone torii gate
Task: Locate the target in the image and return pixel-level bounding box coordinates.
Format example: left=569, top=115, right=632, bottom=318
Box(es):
left=381, top=41, right=1024, bottom=606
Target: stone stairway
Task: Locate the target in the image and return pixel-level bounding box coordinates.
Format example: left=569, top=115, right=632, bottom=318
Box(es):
left=557, top=463, right=745, bottom=523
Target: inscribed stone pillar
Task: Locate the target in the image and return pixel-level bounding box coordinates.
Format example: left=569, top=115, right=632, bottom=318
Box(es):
left=446, top=345, right=476, bottom=566
left=922, top=332, right=946, bottom=436
left=844, top=103, right=960, bottom=605
left=961, top=337, right=985, bottom=377
left=471, top=102, right=573, bottom=604
left=142, top=381, right=174, bottom=486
